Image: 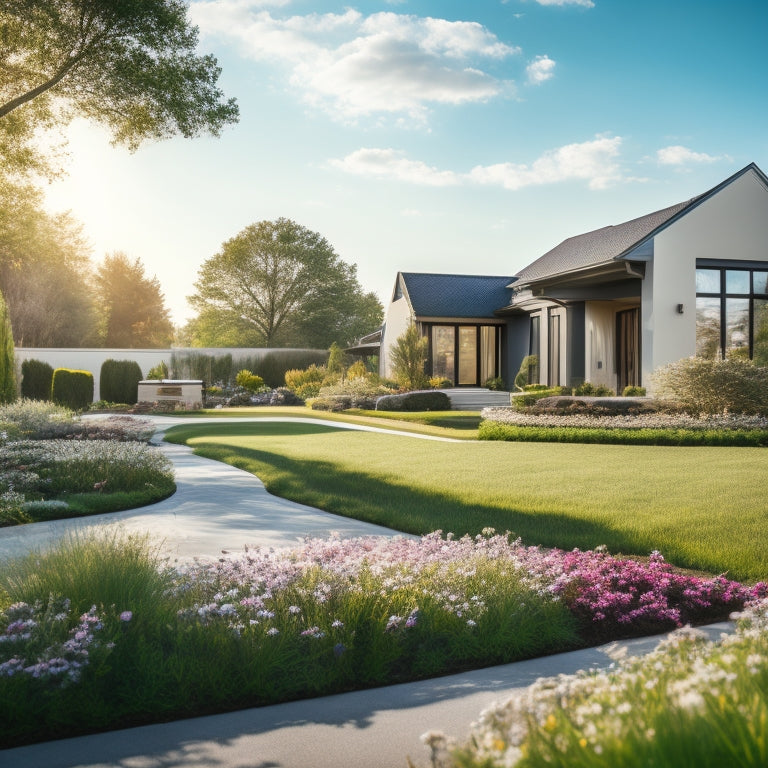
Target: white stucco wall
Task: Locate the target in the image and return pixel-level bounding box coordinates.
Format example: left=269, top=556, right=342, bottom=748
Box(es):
left=14, top=347, right=323, bottom=401
left=380, top=296, right=413, bottom=379
left=642, top=167, right=768, bottom=388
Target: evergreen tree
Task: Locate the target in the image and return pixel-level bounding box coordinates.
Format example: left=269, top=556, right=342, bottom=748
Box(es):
left=0, top=289, right=17, bottom=403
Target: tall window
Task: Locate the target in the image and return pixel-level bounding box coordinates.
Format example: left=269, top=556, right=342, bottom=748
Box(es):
left=529, top=315, right=540, bottom=384
left=696, top=267, right=768, bottom=364
left=548, top=312, right=561, bottom=386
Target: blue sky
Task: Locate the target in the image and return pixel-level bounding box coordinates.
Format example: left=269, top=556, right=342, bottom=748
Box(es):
left=43, top=0, right=768, bottom=326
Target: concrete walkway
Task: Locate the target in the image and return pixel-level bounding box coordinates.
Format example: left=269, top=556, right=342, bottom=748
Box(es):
left=0, top=416, right=735, bottom=767
left=0, top=416, right=428, bottom=563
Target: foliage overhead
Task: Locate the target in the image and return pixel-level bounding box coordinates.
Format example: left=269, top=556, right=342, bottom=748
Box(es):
left=94, top=252, right=174, bottom=348
left=187, top=218, right=383, bottom=348
left=0, top=0, right=239, bottom=175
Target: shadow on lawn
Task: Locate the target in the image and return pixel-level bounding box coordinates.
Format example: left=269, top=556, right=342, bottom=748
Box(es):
left=187, top=437, right=659, bottom=562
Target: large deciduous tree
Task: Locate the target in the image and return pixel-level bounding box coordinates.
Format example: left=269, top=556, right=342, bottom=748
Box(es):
left=0, top=0, right=238, bottom=174
left=94, top=252, right=174, bottom=348
left=187, top=218, right=383, bottom=349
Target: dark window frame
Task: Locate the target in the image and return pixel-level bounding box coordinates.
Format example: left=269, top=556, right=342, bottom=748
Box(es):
left=695, top=264, right=768, bottom=359
left=424, top=322, right=502, bottom=386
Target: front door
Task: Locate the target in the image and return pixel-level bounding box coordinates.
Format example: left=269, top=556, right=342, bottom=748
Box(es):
left=616, top=308, right=640, bottom=392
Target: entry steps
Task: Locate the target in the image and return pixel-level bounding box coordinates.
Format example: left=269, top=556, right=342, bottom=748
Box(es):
left=439, top=387, right=511, bottom=412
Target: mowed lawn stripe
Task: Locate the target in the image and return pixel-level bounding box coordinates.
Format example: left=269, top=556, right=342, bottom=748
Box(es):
left=164, top=422, right=768, bottom=582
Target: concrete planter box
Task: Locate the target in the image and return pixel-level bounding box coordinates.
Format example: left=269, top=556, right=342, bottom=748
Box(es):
left=137, top=380, right=203, bottom=409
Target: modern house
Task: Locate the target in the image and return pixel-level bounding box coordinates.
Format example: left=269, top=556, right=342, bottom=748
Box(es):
left=376, top=162, right=768, bottom=392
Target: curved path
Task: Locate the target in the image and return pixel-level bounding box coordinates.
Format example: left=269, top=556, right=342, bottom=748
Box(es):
left=0, top=416, right=429, bottom=563
left=0, top=415, right=734, bottom=768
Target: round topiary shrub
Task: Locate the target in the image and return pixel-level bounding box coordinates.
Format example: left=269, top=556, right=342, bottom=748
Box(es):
left=51, top=369, right=94, bottom=411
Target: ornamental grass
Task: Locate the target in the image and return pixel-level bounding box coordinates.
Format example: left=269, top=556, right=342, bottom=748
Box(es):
left=0, top=530, right=763, bottom=748
left=425, top=599, right=768, bottom=768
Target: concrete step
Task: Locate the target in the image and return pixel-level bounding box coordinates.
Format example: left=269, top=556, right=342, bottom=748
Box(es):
left=439, top=388, right=510, bottom=411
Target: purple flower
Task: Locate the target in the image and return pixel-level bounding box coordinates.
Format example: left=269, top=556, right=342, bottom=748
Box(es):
left=119, top=611, right=133, bottom=623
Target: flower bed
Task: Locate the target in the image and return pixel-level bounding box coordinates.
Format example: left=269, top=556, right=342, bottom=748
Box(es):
left=480, top=407, right=768, bottom=446
left=0, top=531, right=763, bottom=746
left=0, top=401, right=173, bottom=525
left=425, top=599, right=768, bottom=768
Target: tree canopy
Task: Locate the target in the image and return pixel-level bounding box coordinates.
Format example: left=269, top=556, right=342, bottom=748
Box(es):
left=0, top=0, right=238, bottom=174
left=0, top=177, right=99, bottom=346
left=94, top=252, right=174, bottom=348
left=187, top=218, right=383, bottom=349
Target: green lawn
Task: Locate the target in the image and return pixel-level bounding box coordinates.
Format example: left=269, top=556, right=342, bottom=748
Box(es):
left=164, top=420, right=768, bottom=582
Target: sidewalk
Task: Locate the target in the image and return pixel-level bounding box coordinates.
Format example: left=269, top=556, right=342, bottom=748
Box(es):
left=0, top=416, right=735, bottom=767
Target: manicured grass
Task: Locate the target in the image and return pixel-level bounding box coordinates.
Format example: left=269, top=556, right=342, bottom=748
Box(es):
left=193, top=405, right=482, bottom=439
left=164, top=421, right=768, bottom=582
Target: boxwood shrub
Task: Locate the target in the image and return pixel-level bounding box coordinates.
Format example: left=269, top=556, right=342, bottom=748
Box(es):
left=20, top=359, right=54, bottom=401
left=376, top=391, right=451, bottom=412
left=51, top=369, right=94, bottom=411
left=100, top=360, right=143, bottom=405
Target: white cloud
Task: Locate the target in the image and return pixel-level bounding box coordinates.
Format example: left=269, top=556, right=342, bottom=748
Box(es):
left=656, top=146, right=720, bottom=166
left=189, top=3, right=519, bottom=122
left=526, top=55, right=556, bottom=84
left=469, top=136, right=623, bottom=190
left=329, top=148, right=461, bottom=186
left=330, top=136, right=626, bottom=190
left=534, top=0, right=595, bottom=7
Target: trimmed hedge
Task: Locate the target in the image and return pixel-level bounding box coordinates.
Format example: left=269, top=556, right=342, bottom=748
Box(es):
left=376, top=391, right=451, bottom=412
left=478, top=421, right=768, bottom=447
left=51, top=369, right=94, bottom=411
left=20, top=359, right=54, bottom=401
left=100, top=359, right=143, bottom=405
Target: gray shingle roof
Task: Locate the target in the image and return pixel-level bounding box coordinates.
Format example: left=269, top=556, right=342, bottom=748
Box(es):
left=400, top=272, right=515, bottom=318
left=513, top=199, right=700, bottom=284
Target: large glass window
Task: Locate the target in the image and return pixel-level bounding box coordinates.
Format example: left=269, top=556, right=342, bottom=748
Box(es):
left=429, top=324, right=499, bottom=386
left=480, top=326, right=497, bottom=383
left=458, top=327, right=477, bottom=385
left=431, top=326, right=454, bottom=381
left=695, top=266, right=768, bottom=361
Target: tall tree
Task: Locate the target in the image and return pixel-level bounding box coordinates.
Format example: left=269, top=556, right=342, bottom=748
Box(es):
left=0, top=289, right=17, bottom=403
left=187, top=218, right=384, bottom=349
left=0, top=0, right=238, bottom=175
left=0, top=176, right=99, bottom=346
left=95, top=252, right=173, bottom=347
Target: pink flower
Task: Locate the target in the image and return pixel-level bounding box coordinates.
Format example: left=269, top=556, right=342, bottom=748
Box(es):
left=119, top=611, right=133, bottom=622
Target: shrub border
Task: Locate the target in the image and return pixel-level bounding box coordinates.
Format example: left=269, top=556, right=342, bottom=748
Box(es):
left=478, top=421, right=768, bottom=447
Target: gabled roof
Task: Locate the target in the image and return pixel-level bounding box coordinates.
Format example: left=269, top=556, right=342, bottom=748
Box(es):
left=398, top=272, right=515, bottom=318
left=513, top=162, right=768, bottom=286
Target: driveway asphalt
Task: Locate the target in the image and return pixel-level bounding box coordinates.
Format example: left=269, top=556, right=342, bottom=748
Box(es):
left=0, top=415, right=735, bottom=767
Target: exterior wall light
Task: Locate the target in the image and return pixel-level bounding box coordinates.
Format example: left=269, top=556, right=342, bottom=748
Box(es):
left=677, top=304, right=685, bottom=314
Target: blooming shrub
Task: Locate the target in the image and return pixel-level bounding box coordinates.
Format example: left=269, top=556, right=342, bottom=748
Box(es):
left=427, top=599, right=768, bottom=768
